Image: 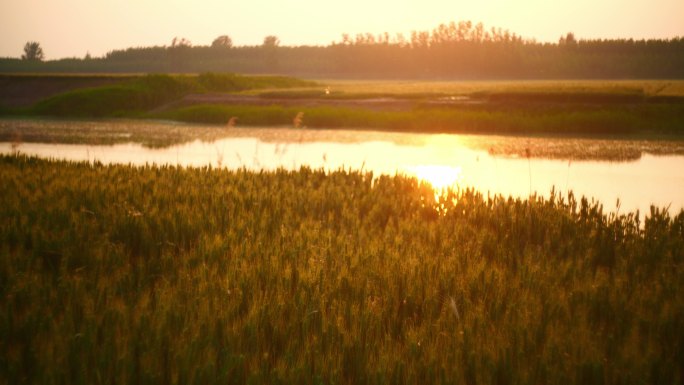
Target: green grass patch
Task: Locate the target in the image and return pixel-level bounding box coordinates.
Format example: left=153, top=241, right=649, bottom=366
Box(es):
left=25, top=73, right=317, bottom=117
left=154, top=103, right=684, bottom=136
left=1, top=155, right=683, bottom=384
left=30, top=75, right=195, bottom=117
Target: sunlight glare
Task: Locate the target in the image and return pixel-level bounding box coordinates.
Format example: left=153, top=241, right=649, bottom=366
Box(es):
left=410, top=165, right=462, bottom=190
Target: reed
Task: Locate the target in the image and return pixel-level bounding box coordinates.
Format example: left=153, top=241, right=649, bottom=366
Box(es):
left=1, top=155, right=682, bottom=384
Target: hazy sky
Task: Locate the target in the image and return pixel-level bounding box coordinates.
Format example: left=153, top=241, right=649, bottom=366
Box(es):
left=2, top=0, right=683, bottom=59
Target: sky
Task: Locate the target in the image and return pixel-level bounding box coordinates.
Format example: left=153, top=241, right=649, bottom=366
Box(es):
left=1, top=0, right=683, bottom=60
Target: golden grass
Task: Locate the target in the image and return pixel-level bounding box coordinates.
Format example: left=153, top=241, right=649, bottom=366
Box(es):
left=1, top=155, right=683, bottom=384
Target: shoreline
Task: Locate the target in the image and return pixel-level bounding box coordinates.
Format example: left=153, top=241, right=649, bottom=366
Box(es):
left=2, top=116, right=684, bottom=162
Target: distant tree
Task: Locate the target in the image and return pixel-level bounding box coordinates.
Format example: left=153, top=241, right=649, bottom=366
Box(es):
left=395, top=33, right=407, bottom=47
left=263, top=35, right=280, bottom=48
left=22, top=41, right=44, bottom=61
left=171, top=37, right=192, bottom=48
left=212, top=35, right=233, bottom=49
left=411, top=31, right=430, bottom=48
left=261, top=35, right=280, bottom=70
left=340, top=33, right=352, bottom=45
left=559, top=32, right=577, bottom=45
left=20, top=19, right=683, bottom=78
left=472, top=22, right=485, bottom=42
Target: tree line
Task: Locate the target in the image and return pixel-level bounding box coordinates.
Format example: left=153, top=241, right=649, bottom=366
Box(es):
left=3, top=21, right=684, bottom=79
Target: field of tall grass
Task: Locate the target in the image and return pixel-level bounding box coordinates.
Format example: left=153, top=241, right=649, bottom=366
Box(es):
left=1, top=155, right=683, bottom=384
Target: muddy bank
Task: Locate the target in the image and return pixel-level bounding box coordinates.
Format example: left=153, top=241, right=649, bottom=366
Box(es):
left=0, top=74, right=136, bottom=108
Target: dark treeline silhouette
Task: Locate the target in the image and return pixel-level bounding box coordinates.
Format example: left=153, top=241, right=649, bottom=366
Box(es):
left=2, top=21, right=684, bottom=79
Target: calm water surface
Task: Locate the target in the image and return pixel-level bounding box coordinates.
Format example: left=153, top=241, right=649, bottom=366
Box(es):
left=2, top=126, right=683, bottom=216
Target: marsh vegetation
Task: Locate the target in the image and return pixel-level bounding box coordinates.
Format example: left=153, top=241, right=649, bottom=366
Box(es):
left=1, top=73, right=683, bottom=385
left=2, top=16, right=684, bottom=385
left=1, top=75, right=684, bottom=141
left=1, top=155, right=683, bottom=384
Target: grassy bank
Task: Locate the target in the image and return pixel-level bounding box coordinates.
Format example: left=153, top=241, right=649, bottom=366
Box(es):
left=320, top=79, right=684, bottom=98
left=4, top=73, right=315, bottom=117
left=1, top=75, right=684, bottom=138
left=0, top=74, right=140, bottom=108
left=1, top=155, right=683, bottom=384
left=153, top=102, right=684, bottom=136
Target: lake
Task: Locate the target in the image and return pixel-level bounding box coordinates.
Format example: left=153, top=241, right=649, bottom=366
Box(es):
left=2, top=121, right=683, bottom=216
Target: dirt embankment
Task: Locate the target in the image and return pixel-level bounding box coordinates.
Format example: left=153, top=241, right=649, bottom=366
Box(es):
left=0, top=74, right=136, bottom=108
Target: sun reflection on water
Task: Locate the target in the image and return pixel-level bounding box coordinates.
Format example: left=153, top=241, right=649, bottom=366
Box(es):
left=409, top=165, right=462, bottom=190
left=2, top=122, right=684, bottom=216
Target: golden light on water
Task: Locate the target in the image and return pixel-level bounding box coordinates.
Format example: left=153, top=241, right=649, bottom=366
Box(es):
left=410, top=165, right=462, bottom=190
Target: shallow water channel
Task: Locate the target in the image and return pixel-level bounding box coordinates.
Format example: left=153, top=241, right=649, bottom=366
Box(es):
left=2, top=123, right=684, bottom=216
